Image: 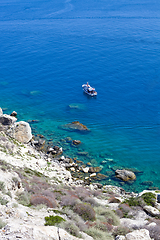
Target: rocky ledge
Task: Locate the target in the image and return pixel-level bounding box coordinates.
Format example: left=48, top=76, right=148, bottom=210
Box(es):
left=0, top=108, right=160, bottom=240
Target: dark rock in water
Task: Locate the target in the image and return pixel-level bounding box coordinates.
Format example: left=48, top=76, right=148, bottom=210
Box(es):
left=112, top=165, right=123, bottom=171
left=115, top=169, right=136, bottom=182
left=88, top=167, right=102, bottom=173
left=10, top=111, right=17, bottom=117
left=47, top=146, right=63, bottom=155
left=141, top=181, right=153, bottom=186
left=72, top=140, right=81, bottom=145
left=76, top=160, right=83, bottom=164
left=68, top=103, right=85, bottom=110
left=96, top=173, right=109, bottom=180
left=37, top=134, right=44, bottom=138
left=60, top=121, right=89, bottom=132
left=91, top=173, right=109, bottom=181
left=77, top=151, right=88, bottom=156
left=105, top=171, right=114, bottom=177
left=125, top=167, right=143, bottom=174
left=86, top=162, right=92, bottom=166
left=27, top=119, right=40, bottom=123
left=147, top=186, right=159, bottom=191
left=65, top=137, right=72, bottom=143
left=38, top=139, right=46, bottom=146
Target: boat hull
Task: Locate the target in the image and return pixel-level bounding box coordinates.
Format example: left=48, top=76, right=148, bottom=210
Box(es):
left=82, top=84, right=97, bottom=97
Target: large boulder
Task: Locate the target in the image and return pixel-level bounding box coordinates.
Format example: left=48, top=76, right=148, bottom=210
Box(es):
left=115, top=169, right=136, bottom=182
left=143, top=205, right=160, bottom=217
left=125, top=229, right=151, bottom=240
left=7, top=121, right=32, bottom=144
left=0, top=114, right=17, bottom=126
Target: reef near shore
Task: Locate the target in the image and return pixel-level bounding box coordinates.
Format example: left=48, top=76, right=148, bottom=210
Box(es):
left=0, top=107, right=160, bottom=240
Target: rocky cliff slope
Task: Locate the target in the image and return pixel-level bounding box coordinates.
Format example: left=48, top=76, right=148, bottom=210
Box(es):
left=0, top=108, right=160, bottom=240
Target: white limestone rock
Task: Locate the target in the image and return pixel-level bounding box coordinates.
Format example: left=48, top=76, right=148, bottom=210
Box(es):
left=83, top=167, right=89, bottom=173
left=143, top=205, right=160, bottom=217
left=125, top=229, right=151, bottom=240
left=115, top=236, right=126, bottom=240
left=0, top=224, right=88, bottom=240
left=0, top=107, right=3, bottom=115
left=7, top=121, right=32, bottom=144
left=115, top=169, right=136, bottom=181
left=0, top=114, right=17, bottom=126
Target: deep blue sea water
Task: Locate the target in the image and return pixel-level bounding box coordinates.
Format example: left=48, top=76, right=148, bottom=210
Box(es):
left=1, top=0, right=160, bottom=192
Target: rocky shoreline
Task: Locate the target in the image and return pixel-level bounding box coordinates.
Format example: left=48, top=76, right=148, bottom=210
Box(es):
left=0, top=108, right=160, bottom=240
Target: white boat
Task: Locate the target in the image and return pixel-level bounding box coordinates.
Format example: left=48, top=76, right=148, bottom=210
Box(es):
left=82, top=83, right=97, bottom=97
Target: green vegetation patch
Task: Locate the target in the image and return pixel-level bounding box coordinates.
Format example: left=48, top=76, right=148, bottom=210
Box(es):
left=123, top=192, right=156, bottom=207
left=45, top=215, right=65, bottom=226
left=24, top=168, right=44, bottom=177
left=123, top=197, right=143, bottom=207
left=141, top=192, right=156, bottom=206
left=0, top=196, right=8, bottom=205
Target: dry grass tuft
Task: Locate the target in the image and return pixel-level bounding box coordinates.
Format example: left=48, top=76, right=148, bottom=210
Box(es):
left=73, top=203, right=96, bottom=221
left=30, top=195, right=57, bottom=208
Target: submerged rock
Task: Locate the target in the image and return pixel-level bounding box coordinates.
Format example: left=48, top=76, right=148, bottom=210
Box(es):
left=88, top=167, right=102, bottom=173
left=60, top=121, right=89, bottom=132
left=72, top=140, right=81, bottom=145
left=115, top=169, right=136, bottom=182
left=68, top=103, right=86, bottom=110
left=77, top=151, right=88, bottom=156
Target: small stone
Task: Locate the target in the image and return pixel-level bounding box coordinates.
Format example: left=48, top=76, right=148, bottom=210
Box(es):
left=88, top=167, right=102, bottom=173
left=82, top=167, right=89, bottom=173
left=85, top=177, right=89, bottom=180
left=90, top=173, right=96, bottom=177
left=72, top=140, right=81, bottom=145
left=70, top=167, right=75, bottom=172
left=10, top=111, right=17, bottom=117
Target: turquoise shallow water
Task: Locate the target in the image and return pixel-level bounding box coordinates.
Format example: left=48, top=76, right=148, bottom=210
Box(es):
left=0, top=0, right=160, bottom=192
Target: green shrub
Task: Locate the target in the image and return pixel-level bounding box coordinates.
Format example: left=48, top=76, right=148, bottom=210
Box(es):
left=0, top=181, right=5, bottom=192
left=6, top=191, right=12, bottom=198
left=123, top=197, right=143, bottom=207
left=0, top=219, right=6, bottom=229
left=16, top=192, right=31, bottom=206
left=141, top=192, right=156, bottom=206
left=0, top=196, right=8, bottom=205
left=73, top=203, right=95, bottom=221
left=63, top=208, right=86, bottom=231
left=95, top=206, right=120, bottom=226
left=60, top=221, right=82, bottom=238
left=45, top=215, right=65, bottom=226
left=85, top=227, right=113, bottom=240
left=24, top=168, right=44, bottom=177
left=112, top=226, right=130, bottom=237
left=123, top=192, right=156, bottom=207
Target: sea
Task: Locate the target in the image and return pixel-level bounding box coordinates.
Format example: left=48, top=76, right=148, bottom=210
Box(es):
left=0, top=0, right=160, bottom=193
